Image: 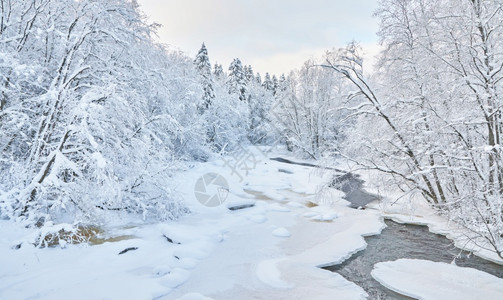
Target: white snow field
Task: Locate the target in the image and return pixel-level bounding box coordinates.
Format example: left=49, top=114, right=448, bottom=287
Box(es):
left=372, top=259, right=503, bottom=300
left=0, top=147, right=502, bottom=299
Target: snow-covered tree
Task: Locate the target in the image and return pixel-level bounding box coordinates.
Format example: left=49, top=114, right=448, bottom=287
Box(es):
left=0, top=0, right=205, bottom=235
left=271, top=75, right=279, bottom=96
left=321, top=0, right=503, bottom=258
left=194, top=43, right=215, bottom=110
left=262, top=72, right=273, bottom=91
left=244, top=65, right=254, bottom=83
left=278, top=74, right=287, bottom=93
left=226, top=58, right=247, bottom=101
left=203, top=83, right=250, bottom=151
left=255, top=72, right=262, bottom=85
left=273, top=58, right=351, bottom=159
left=213, top=63, right=224, bottom=79
left=246, top=72, right=275, bottom=144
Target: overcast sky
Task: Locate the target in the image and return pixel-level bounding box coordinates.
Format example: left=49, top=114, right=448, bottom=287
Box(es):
left=137, top=0, right=381, bottom=76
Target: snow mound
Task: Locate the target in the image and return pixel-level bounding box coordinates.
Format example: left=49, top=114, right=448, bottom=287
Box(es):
left=272, top=227, right=291, bottom=237
left=371, top=259, right=503, bottom=299
left=176, top=292, right=214, bottom=300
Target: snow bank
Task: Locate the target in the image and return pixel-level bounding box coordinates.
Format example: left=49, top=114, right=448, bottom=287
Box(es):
left=272, top=227, right=291, bottom=237
left=372, top=259, right=503, bottom=299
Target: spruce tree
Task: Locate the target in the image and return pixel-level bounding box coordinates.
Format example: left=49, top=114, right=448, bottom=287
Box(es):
left=194, top=43, right=215, bottom=109
left=278, top=74, right=287, bottom=93
left=226, top=58, right=247, bottom=101
left=244, top=65, right=254, bottom=83
left=255, top=72, right=262, bottom=85
left=262, top=72, right=273, bottom=92
left=214, top=63, right=224, bottom=79
left=272, top=75, right=279, bottom=96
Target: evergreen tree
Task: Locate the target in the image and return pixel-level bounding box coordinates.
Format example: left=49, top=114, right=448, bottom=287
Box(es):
left=194, top=43, right=215, bottom=109
left=255, top=72, right=262, bottom=85
left=262, top=72, right=273, bottom=92
left=278, top=74, right=287, bottom=92
left=272, top=75, right=279, bottom=96
left=226, top=58, right=247, bottom=101
left=214, top=63, right=224, bottom=79
left=244, top=65, right=254, bottom=83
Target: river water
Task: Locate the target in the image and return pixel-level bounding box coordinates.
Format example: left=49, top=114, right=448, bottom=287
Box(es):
left=323, top=220, right=503, bottom=299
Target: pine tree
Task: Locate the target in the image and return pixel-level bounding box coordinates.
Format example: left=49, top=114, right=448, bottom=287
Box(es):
left=226, top=58, right=247, bottom=101
left=194, top=43, right=215, bottom=109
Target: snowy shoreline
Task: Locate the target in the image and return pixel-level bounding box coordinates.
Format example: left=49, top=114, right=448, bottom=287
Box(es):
left=1, top=149, right=502, bottom=299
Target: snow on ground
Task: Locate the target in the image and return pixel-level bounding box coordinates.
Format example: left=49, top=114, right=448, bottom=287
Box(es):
left=371, top=258, right=503, bottom=299
left=0, top=146, right=383, bottom=300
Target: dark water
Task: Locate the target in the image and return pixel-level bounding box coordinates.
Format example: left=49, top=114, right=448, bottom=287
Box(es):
left=323, top=220, right=503, bottom=299
left=329, top=172, right=380, bottom=208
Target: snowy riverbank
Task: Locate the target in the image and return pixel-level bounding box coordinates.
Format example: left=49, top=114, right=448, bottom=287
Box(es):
left=1, top=147, right=503, bottom=299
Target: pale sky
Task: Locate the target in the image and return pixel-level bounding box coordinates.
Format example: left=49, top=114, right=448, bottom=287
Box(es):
left=137, top=0, right=381, bottom=76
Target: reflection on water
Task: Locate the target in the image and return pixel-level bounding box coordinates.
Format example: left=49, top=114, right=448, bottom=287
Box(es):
left=323, top=220, right=503, bottom=299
